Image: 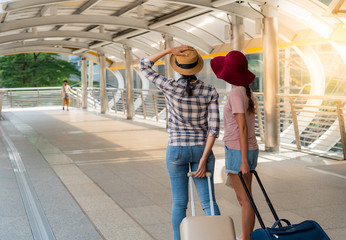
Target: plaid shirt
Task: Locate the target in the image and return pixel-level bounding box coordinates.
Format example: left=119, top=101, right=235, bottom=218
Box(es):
left=139, top=58, right=220, bottom=146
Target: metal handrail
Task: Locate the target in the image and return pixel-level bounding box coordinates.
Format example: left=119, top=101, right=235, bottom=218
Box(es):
left=277, top=93, right=346, bottom=101
left=1, top=87, right=62, bottom=91
left=0, top=90, right=5, bottom=119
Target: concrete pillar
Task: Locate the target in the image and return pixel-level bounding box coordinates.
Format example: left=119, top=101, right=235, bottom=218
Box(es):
left=124, top=46, right=134, bottom=120
left=228, top=15, right=245, bottom=91
left=163, top=34, right=174, bottom=78
left=88, top=60, right=93, bottom=88
left=262, top=2, right=280, bottom=151
left=99, top=54, right=107, bottom=114
left=81, top=58, right=88, bottom=109
left=231, top=15, right=245, bottom=52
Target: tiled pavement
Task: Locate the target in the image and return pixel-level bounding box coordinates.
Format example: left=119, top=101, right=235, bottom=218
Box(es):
left=0, top=107, right=345, bottom=240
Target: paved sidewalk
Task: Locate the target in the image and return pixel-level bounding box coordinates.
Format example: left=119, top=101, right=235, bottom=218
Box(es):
left=1, top=107, right=345, bottom=240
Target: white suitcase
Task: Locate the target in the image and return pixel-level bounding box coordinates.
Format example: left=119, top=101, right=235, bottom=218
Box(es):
left=180, top=172, right=236, bottom=240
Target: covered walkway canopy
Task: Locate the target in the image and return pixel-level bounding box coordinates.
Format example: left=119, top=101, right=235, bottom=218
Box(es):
left=0, top=0, right=346, bottom=152
left=0, top=0, right=345, bottom=61
left=0, top=0, right=345, bottom=58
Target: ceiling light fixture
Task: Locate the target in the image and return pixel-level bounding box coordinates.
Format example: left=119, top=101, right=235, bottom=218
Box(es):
left=137, top=5, right=144, bottom=18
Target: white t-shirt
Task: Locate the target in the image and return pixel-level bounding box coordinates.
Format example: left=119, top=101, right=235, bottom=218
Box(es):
left=62, top=85, right=71, bottom=99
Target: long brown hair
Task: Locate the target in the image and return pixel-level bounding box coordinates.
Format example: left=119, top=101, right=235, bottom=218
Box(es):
left=244, top=85, right=255, bottom=114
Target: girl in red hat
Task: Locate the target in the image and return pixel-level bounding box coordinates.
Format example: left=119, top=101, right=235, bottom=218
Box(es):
left=211, top=51, right=259, bottom=240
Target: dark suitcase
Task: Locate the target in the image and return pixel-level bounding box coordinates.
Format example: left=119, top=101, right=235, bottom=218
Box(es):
left=180, top=172, right=236, bottom=240
left=238, top=170, right=330, bottom=240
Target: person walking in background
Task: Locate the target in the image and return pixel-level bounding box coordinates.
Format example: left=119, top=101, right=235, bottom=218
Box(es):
left=139, top=45, right=221, bottom=240
left=61, top=80, right=71, bottom=111
left=211, top=51, right=259, bottom=240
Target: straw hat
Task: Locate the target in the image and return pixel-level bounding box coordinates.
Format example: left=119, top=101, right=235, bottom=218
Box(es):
left=170, top=50, right=204, bottom=75
left=210, top=51, right=255, bottom=86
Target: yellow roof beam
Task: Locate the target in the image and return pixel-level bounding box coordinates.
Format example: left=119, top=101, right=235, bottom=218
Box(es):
left=109, top=24, right=346, bottom=70
left=108, top=37, right=341, bottom=70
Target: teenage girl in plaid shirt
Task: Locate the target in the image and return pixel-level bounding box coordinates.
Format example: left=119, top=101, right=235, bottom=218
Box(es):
left=139, top=45, right=221, bottom=240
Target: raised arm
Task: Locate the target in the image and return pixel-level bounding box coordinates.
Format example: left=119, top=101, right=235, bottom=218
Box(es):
left=138, top=45, right=194, bottom=90
left=147, top=45, right=194, bottom=63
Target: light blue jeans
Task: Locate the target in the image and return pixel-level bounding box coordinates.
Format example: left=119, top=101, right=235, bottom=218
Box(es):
left=166, top=145, right=220, bottom=240
left=224, top=146, right=259, bottom=174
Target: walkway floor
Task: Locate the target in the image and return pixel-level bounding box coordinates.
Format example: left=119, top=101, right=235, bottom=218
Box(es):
left=0, top=107, right=345, bottom=240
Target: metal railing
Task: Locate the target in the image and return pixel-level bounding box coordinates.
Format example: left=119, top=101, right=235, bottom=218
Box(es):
left=1, top=87, right=63, bottom=108
left=278, top=94, right=346, bottom=154
left=0, top=90, right=5, bottom=119
left=0, top=87, right=85, bottom=110
left=104, top=89, right=345, bottom=159
left=81, top=88, right=167, bottom=121
left=1, top=87, right=345, bottom=159
left=254, top=93, right=346, bottom=159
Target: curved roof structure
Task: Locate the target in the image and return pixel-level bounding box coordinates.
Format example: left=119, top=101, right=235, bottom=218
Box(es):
left=0, top=0, right=345, bottom=67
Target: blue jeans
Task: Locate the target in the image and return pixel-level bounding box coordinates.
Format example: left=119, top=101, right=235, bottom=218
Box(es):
left=166, top=145, right=221, bottom=240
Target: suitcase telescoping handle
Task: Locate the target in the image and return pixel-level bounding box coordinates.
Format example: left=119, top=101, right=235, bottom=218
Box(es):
left=187, top=172, right=215, bottom=216
left=238, top=170, right=282, bottom=229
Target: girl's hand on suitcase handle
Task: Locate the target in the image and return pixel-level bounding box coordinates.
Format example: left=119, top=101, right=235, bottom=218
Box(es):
left=239, top=162, right=250, bottom=175
left=195, top=159, right=207, bottom=178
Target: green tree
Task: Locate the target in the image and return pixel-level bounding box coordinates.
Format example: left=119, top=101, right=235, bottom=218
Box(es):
left=0, top=53, right=80, bottom=88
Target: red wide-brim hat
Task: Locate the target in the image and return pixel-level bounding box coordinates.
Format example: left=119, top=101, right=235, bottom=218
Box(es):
left=210, top=51, right=255, bottom=86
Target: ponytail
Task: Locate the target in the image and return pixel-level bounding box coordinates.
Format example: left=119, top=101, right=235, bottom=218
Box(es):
left=181, top=75, right=197, bottom=97
left=244, top=85, right=255, bottom=114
